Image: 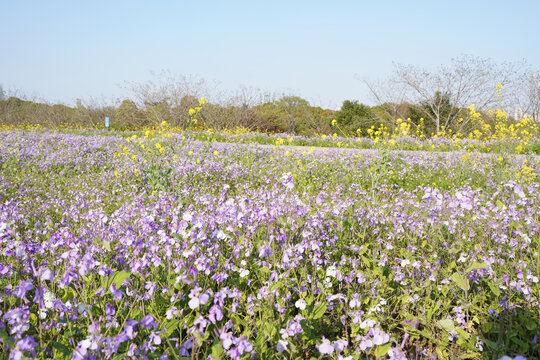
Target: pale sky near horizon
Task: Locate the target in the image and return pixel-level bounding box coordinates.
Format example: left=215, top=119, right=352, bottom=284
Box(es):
left=1, top=0, right=539, bottom=109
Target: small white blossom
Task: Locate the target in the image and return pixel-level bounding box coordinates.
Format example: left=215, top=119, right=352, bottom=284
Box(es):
left=295, top=298, right=307, bottom=310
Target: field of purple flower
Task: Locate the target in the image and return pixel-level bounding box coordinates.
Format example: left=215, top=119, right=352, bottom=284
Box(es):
left=1, top=129, right=539, bottom=359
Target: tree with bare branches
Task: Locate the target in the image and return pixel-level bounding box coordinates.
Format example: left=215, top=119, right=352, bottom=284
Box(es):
left=364, top=55, right=525, bottom=135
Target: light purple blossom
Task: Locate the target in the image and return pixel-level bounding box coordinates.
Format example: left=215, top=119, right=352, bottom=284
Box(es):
left=317, top=337, right=334, bottom=355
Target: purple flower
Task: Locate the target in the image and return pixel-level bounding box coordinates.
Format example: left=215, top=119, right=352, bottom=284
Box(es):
left=333, top=339, right=348, bottom=352
left=127, top=343, right=140, bottom=357
left=317, top=337, right=334, bottom=355
left=209, top=305, right=223, bottom=324
left=140, top=314, right=158, bottom=329
left=124, top=319, right=139, bottom=339
left=188, top=286, right=210, bottom=310
left=359, top=337, right=373, bottom=351
left=105, top=303, right=115, bottom=316
left=41, top=268, right=53, bottom=281
left=16, top=335, right=38, bottom=351
left=72, top=346, right=87, bottom=360
left=109, top=283, right=123, bottom=300
left=258, top=244, right=273, bottom=258
left=150, top=332, right=162, bottom=345
left=15, top=280, right=33, bottom=300
left=219, top=330, right=234, bottom=350
left=371, top=327, right=390, bottom=345
left=276, top=340, right=288, bottom=352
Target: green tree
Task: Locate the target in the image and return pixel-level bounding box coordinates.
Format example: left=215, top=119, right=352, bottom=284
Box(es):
left=255, top=96, right=311, bottom=133
left=116, top=99, right=145, bottom=128
left=334, top=100, right=373, bottom=134
left=275, top=96, right=310, bottom=133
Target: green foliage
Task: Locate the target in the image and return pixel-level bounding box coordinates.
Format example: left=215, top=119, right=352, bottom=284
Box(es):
left=334, top=100, right=374, bottom=134
left=255, top=96, right=312, bottom=134
left=115, top=99, right=145, bottom=129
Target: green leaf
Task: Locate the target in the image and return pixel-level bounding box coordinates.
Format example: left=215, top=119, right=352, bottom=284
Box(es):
left=451, top=272, right=470, bottom=292
left=487, top=281, right=500, bottom=297
left=438, top=319, right=455, bottom=332
left=466, top=262, right=488, bottom=273
left=460, top=353, right=481, bottom=359
left=263, top=322, right=277, bottom=337
left=419, top=329, right=434, bottom=340
left=164, top=319, right=180, bottom=337
left=361, top=256, right=371, bottom=268
left=455, top=327, right=470, bottom=340
left=510, top=336, right=528, bottom=350
left=312, top=302, right=327, bottom=320
left=108, top=270, right=131, bottom=288
left=51, top=341, right=72, bottom=359
left=0, top=329, right=14, bottom=347
left=256, top=330, right=267, bottom=352
left=237, top=235, right=245, bottom=246
left=374, top=343, right=391, bottom=357
left=525, top=319, right=537, bottom=331
left=211, top=340, right=224, bottom=358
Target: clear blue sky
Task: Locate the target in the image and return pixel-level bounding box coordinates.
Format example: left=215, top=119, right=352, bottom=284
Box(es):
left=1, top=0, right=539, bottom=109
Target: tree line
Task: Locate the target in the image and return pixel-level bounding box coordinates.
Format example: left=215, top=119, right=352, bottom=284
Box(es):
left=1, top=56, right=538, bottom=138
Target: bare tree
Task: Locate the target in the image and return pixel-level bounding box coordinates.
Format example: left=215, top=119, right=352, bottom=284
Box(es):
left=124, top=71, right=217, bottom=127
left=364, top=55, right=524, bottom=134
left=517, top=70, right=540, bottom=121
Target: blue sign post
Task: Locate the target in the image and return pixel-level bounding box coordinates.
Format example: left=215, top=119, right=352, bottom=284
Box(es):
left=105, top=116, right=110, bottom=128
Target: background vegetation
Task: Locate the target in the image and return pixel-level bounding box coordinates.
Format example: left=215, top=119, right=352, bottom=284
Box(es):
left=1, top=56, right=539, bottom=140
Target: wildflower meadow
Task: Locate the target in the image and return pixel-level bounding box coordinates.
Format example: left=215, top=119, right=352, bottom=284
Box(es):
left=0, top=106, right=539, bottom=359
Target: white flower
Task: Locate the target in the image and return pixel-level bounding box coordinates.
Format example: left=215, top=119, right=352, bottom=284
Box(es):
left=276, top=340, right=288, bottom=353
left=349, top=298, right=361, bottom=309
left=38, top=309, right=47, bottom=320
left=295, top=299, right=307, bottom=310
left=76, top=303, right=87, bottom=314
left=43, top=290, right=55, bottom=309
left=333, top=339, right=348, bottom=352
left=182, top=212, right=193, bottom=222
left=317, top=337, right=334, bottom=355
left=80, top=337, right=98, bottom=350
left=326, top=266, right=338, bottom=278
left=360, top=319, right=376, bottom=329
left=239, top=269, right=250, bottom=278
left=400, top=259, right=410, bottom=267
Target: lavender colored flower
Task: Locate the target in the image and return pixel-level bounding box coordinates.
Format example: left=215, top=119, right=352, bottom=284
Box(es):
left=188, top=286, right=210, bottom=310
left=108, top=283, right=123, bottom=300
left=317, top=337, right=334, bottom=355
left=276, top=339, right=288, bottom=352
left=14, top=280, right=33, bottom=300
left=140, top=314, right=158, bottom=329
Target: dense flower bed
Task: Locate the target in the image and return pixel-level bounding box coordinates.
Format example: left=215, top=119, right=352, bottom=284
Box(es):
left=0, top=130, right=538, bottom=359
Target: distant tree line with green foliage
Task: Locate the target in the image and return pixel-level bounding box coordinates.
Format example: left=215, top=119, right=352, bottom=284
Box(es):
left=0, top=92, right=536, bottom=139
left=1, top=56, right=538, bottom=138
